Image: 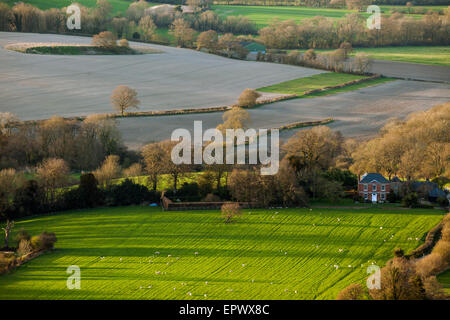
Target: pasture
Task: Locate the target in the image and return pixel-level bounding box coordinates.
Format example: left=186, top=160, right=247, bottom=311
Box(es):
left=305, top=46, right=450, bottom=67
left=213, top=5, right=356, bottom=27
left=258, top=73, right=369, bottom=95
left=1, top=0, right=156, bottom=14
left=0, top=206, right=444, bottom=299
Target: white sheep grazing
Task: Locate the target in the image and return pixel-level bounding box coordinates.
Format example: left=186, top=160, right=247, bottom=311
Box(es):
left=337, top=218, right=340, bottom=222
left=204, top=294, right=207, bottom=298
left=380, top=227, right=383, bottom=230
left=155, top=251, right=160, bottom=255
left=205, top=281, right=208, bottom=285
left=187, top=292, right=192, bottom=296
left=338, top=249, right=344, bottom=253
left=194, top=252, right=199, bottom=256
left=119, top=258, right=122, bottom=262
left=148, top=285, right=152, bottom=288
left=242, top=264, right=246, bottom=267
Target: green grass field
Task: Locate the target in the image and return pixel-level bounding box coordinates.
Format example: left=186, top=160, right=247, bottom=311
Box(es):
left=213, top=5, right=357, bottom=27
left=350, top=46, right=450, bottom=66
left=0, top=206, right=444, bottom=299
left=295, top=46, right=450, bottom=66
left=257, top=73, right=389, bottom=96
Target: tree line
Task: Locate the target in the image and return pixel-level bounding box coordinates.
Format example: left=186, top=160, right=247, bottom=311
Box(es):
left=258, top=11, right=450, bottom=49
left=2, top=1, right=448, bottom=51
left=1, top=96, right=448, bottom=220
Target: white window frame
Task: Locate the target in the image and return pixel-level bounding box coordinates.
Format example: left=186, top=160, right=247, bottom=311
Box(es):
left=381, top=184, right=385, bottom=191
left=372, top=184, right=377, bottom=192
left=364, top=184, right=368, bottom=191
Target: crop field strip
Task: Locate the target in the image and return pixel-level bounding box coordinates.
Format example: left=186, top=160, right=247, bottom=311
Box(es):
left=0, top=207, right=443, bottom=299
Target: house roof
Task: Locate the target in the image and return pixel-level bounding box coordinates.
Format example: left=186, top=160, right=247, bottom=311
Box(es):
left=412, top=181, right=438, bottom=189
left=429, top=187, right=446, bottom=198
left=240, top=41, right=266, bottom=52
left=360, top=173, right=389, bottom=183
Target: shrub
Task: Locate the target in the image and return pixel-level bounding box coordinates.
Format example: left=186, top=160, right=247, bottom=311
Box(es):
left=39, top=231, right=57, bottom=250
left=303, top=49, right=316, bottom=61
left=92, top=31, right=117, bottom=49
left=336, top=283, right=365, bottom=300
left=30, top=235, right=42, bottom=251
left=31, top=231, right=57, bottom=251
left=387, top=191, right=398, bottom=203
left=15, top=228, right=30, bottom=245
left=237, top=88, right=261, bottom=108
left=402, top=192, right=418, bottom=208
left=17, top=239, right=32, bottom=256
left=104, top=179, right=159, bottom=206
left=118, top=38, right=129, bottom=47
left=202, top=193, right=221, bottom=202
left=393, top=247, right=404, bottom=258
left=436, top=196, right=449, bottom=207
left=221, top=202, right=242, bottom=223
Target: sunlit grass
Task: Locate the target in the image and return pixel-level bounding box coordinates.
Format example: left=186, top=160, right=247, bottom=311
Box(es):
left=0, top=206, right=443, bottom=300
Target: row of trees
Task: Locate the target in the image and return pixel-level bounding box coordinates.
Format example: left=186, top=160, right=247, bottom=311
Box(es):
left=0, top=113, right=127, bottom=171
left=1, top=100, right=448, bottom=219
left=351, top=102, right=450, bottom=181
left=258, top=11, right=450, bottom=49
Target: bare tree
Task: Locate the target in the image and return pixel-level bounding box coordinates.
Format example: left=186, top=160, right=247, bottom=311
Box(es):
left=197, top=30, right=218, bottom=51
left=216, top=106, right=250, bottom=133
left=110, top=85, right=140, bottom=116
left=36, top=158, right=70, bottom=204
left=93, top=155, right=121, bottom=187
left=237, top=88, right=261, bottom=108
left=2, top=220, right=14, bottom=249
left=0, top=112, right=19, bottom=135
left=138, top=15, right=156, bottom=41
left=171, top=18, right=196, bottom=48
left=142, top=142, right=166, bottom=190
left=221, top=203, right=242, bottom=223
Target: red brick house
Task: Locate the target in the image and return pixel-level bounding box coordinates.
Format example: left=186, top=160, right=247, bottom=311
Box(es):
left=358, top=173, right=390, bottom=203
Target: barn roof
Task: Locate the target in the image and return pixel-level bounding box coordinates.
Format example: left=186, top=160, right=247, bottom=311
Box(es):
left=360, top=173, right=389, bottom=183
left=429, top=187, right=446, bottom=198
